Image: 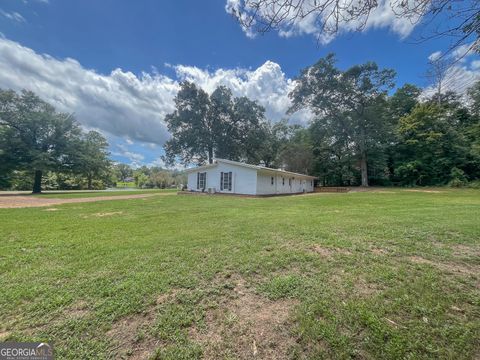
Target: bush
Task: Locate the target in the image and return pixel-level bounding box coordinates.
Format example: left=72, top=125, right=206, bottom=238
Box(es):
left=467, top=180, right=480, bottom=189
left=449, top=167, right=468, bottom=187
left=448, top=178, right=466, bottom=188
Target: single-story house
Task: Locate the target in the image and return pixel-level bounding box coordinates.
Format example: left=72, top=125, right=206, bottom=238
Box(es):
left=185, top=158, right=316, bottom=196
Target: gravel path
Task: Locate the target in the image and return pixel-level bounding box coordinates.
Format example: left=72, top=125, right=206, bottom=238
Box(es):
left=0, top=193, right=173, bottom=208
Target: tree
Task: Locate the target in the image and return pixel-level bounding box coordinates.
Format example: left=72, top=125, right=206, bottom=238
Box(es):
left=232, top=96, right=270, bottom=164
left=163, top=82, right=268, bottom=166
left=425, top=55, right=452, bottom=106
left=229, top=0, right=480, bottom=55
left=114, top=163, right=133, bottom=183
left=164, top=82, right=223, bottom=165
left=465, top=82, right=480, bottom=178
left=394, top=102, right=471, bottom=185
left=253, top=119, right=291, bottom=167
left=288, top=54, right=395, bottom=186
left=76, top=131, right=111, bottom=190
left=0, top=89, right=82, bottom=193
left=278, top=127, right=314, bottom=174
left=388, top=84, right=422, bottom=120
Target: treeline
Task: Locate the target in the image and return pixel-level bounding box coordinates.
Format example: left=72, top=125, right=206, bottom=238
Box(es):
left=2, top=54, right=480, bottom=191
left=0, top=89, right=184, bottom=192
left=0, top=90, right=112, bottom=192
left=165, top=55, right=480, bottom=187
left=114, top=164, right=186, bottom=189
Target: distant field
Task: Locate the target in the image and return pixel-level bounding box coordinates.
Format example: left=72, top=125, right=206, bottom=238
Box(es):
left=0, top=189, right=479, bottom=359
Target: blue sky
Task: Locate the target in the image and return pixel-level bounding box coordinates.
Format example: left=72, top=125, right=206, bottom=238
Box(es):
left=0, top=0, right=478, bottom=168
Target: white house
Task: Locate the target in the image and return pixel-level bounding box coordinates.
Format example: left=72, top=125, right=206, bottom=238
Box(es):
left=185, top=158, right=316, bottom=196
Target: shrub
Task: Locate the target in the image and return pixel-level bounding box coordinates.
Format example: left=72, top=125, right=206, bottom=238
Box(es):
left=448, top=167, right=468, bottom=187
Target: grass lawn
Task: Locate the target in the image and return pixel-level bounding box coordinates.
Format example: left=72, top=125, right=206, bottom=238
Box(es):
left=116, top=182, right=137, bottom=188
left=0, top=189, right=479, bottom=359
left=31, top=189, right=176, bottom=199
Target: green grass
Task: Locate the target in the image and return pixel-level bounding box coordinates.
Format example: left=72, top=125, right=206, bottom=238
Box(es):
left=116, top=182, right=136, bottom=188
left=31, top=188, right=176, bottom=199
left=0, top=189, right=479, bottom=359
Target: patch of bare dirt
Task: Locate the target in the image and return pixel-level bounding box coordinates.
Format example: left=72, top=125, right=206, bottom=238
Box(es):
left=0, top=330, right=11, bottom=341
left=92, top=211, right=123, bottom=217
left=451, top=244, right=480, bottom=258
left=107, top=312, right=161, bottom=360
left=353, top=278, right=383, bottom=297
left=0, top=193, right=172, bottom=208
left=190, top=276, right=298, bottom=360
left=310, top=245, right=352, bottom=257
left=107, top=290, right=178, bottom=360
left=405, top=189, right=443, bottom=193
left=408, top=256, right=479, bottom=276
left=43, top=208, right=60, bottom=211
left=64, top=300, right=90, bottom=319
left=370, top=247, right=389, bottom=255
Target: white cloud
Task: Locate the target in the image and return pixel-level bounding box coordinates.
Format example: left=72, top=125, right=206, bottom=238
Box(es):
left=226, top=0, right=418, bottom=44
left=471, top=60, right=480, bottom=70
left=112, top=144, right=145, bottom=168
left=173, top=60, right=312, bottom=123
left=451, top=43, right=476, bottom=62
left=0, top=37, right=309, bottom=147
left=22, top=0, right=49, bottom=4
left=424, top=43, right=480, bottom=98
left=0, top=10, right=26, bottom=23
left=423, top=58, right=480, bottom=99
left=225, top=0, right=257, bottom=39
left=0, top=38, right=178, bottom=144
left=428, top=51, right=442, bottom=62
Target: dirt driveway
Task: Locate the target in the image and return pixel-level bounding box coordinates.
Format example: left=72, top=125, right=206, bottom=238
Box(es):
left=0, top=193, right=173, bottom=209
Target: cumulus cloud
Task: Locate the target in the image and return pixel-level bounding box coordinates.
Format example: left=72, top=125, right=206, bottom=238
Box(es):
left=226, top=0, right=418, bottom=44
left=0, top=38, right=310, bottom=147
left=173, top=60, right=312, bottom=123
left=0, top=38, right=178, bottom=144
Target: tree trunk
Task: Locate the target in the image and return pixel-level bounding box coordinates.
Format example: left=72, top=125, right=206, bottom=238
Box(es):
left=87, top=176, right=93, bottom=190
left=32, top=170, right=42, bottom=194
left=208, top=147, right=213, bottom=164
left=360, top=152, right=368, bottom=187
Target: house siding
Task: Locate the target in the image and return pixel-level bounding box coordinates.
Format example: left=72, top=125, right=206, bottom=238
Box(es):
left=187, top=160, right=315, bottom=195
left=256, top=171, right=315, bottom=195
left=187, top=162, right=257, bottom=195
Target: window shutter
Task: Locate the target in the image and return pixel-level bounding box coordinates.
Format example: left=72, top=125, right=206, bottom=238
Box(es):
left=228, top=172, right=232, bottom=191
left=220, top=172, right=224, bottom=191
left=197, top=173, right=199, bottom=189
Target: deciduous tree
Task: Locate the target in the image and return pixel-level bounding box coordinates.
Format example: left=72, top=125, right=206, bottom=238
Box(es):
left=288, top=54, right=395, bottom=186
left=0, top=89, right=82, bottom=193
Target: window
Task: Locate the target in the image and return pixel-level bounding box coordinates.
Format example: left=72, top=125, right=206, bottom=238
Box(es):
left=220, top=171, right=232, bottom=191
left=288, top=178, right=292, bottom=186
left=282, top=177, right=285, bottom=186
left=311, top=180, right=313, bottom=186
left=271, top=176, right=274, bottom=185
left=197, top=172, right=206, bottom=190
